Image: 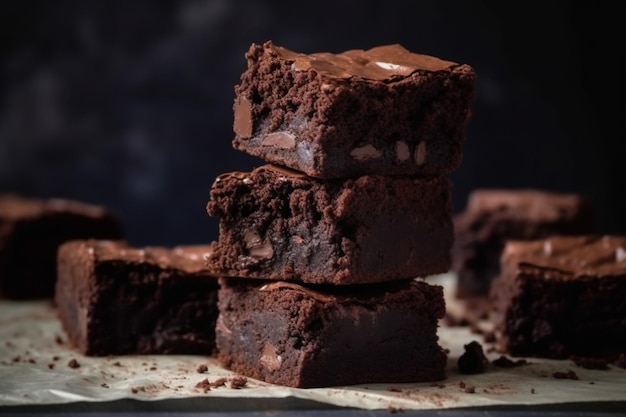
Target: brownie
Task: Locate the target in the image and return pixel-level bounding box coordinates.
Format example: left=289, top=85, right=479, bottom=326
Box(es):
left=216, top=277, right=447, bottom=388
left=452, top=189, right=593, bottom=298
left=55, top=240, right=219, bottom=356
left=491, top=236, right=626, bottom=359
left=0, top=194, right=124, bottom=299
left=232, top=41, right=476, bottom=179
left=206, top=164, right=453, bottom=285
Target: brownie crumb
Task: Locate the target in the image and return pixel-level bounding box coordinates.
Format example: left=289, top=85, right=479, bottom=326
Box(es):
left=197, top=364, right=208, bottom=374
left=388, top=387, right=402, bottom=392
left=463, top=385, right=476, bottom=394
left=571, top=356, right=609, bottom=370
left=492, top=355, right=528, bottom=368
left=230, top=376, right=248, bottom=389
left=553, top=370, right=579, bottom=380
left=55, top=336, right=64, bottom=345
left=12, top=356, right=21, bottom=363
left=459, top=381, right=466, bottom=388
left=387, top=406, right=403, bottom=413
left=101, top=383, right=109, bottom=388
left=67, top=359, right=80, bottom=369
left=531, top=388, right=536, bottom=394
left=211, top=377, right=227, bottom=388
left=458, top=341, right=489, bottom=374
left=113, top=361, right=122, bottom=366
left=131, top=388, right=139, bottom=394
left=52, top=356, right=59, bottom=361
left=149, top=367, right=157, bottom=371
left=28, top=358, right=36, bottom=364
left=589, top=381, right=595, bottom=385
left=48, top=364, right=55, bottom=370
left=195, top=378, right=212, bottom=393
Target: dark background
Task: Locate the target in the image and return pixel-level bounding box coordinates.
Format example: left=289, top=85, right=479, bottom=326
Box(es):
left=1, top=0, right=623, bottom=247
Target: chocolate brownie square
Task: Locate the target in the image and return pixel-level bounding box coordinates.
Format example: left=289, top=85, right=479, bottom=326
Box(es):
left=207, top=165, right=453, bottom=285
left=0, top=194, right=124, bottom=299
left=216, top=277, right=447, bottom=388
left=452, top=189, right=593, bottom=298
left=232, top=41, right=476, bottom=179
left=55, top=240, right=219, bottom=356
left=491, top=236, right=626, bottom=359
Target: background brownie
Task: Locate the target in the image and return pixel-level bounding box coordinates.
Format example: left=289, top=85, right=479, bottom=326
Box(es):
left=216, top=277, right=447, bottom=388
left=56, top=240, right=219, bottom=356
left=207, top=164, right=453, bottom=285
left=491, top=236, right=626, bottom=359
left=452, top=189, right=594, bottom=298
left=0, top=194, right=124, bottom=299
left=232, top=41, right=476, bottom=179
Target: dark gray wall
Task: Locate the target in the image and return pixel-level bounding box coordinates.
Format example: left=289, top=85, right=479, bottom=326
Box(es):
left=1, top=1, right=623, bottom=246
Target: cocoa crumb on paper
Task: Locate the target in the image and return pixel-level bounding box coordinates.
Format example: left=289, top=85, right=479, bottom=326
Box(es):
left=197, top=364, right=208, bottom=373
left=492, top=355, right=528, bottom=368
left=195, top=378, right=211, bottom=393
left=52, top=356, right=59, bottom=361
left=131, top=388, right=138, bottom=394
left=113, top=361, right=122, bottom=366
left=55, top=336, right=64, bottom=345
left=458, top=341, right=489, bottom=374
left=48, top=364, right=55, bottom=369
left=149, top=366, right=157, bottom=371
left=552, top=370, right=579, bottom=380
left=101, top=383, right=109, bottom=388
left=230, top=376, right=248, bottom=389
left=387, top=405, right=403, bottom=413
left=67, top=359, right=80, bottom=368
left=27, top=358, right=36, bottom=364
left=211, top=377, right=227, bottom=388
left=531, top=388, right=535, bottom=394
left=387, top=387, right=402, bottom=392
left=463, top=385, right=476, bottom=394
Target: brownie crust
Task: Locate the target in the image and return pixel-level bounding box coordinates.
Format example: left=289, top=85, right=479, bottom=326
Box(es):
left=452, top=189, right=594, bottom=298
left=207, top=164, right=453, bottom=285
left=216, top=277, right=447, bottom=388
left=55, top=240, right=219, bottom=356
left=491, top=236, right=626, bottom=359
left=0, top=195, right=124, bottom=299
left=232, top=41, right=476, bottom=179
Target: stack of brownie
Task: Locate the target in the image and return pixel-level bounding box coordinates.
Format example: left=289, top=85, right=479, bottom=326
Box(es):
left=207, top=41, right=476, bottom=388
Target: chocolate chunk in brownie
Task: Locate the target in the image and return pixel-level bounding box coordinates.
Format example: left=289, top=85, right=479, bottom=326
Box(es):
left=491, top=236, right=626, bottom=359
left=0, top=194, right=124, bottom=299
left=216, top=277, right=447, bottom=388
left=55, top=240, right=219, bottom=356
left=207, top=164, right=452, bottom=285
left=452, top=189, right=593, bottom=298
left=232, top=41, right=476, bottom=179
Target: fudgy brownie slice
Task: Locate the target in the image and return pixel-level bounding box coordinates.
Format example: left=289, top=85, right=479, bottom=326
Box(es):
left=491, top=236, right=626, bottom=359
left=216, top=277, right=447, bottom=388
left=56, top=240, right=219, bottom=356
left=232, top=41, right=476, bottom=179
left=207, top=164, right=452, bottom=285
left=452, top=189, right=593, bottom=298
left=0, top=194, right=124, bottom=299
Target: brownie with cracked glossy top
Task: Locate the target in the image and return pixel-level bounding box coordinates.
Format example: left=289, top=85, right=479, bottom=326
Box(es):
left=206, top=164, right=453, bottom=285
left=216, top=277, right=447, bottom=388
left=55, top=239, right=219, bottom=356
left=452, top=189, right=593, bottom=298
left=0, top=194, right=124, bottom=299
left=232, top=41, right=476, bottom=179
left=491, top=236, right=626, bottom=359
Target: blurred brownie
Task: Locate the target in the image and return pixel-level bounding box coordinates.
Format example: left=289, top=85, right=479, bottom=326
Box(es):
left=207, top=164, right=453, bottom=285
left=56, top=240, right=219, bottom=356
left=0, top=194, right=123, bottom=299
left=452, top=189, right=593, bottom=298
left=216, top=277, right=447, bottom=388
left=232, top=41, right=476, bottom=179
left=491, top=236, right=626, bottom=359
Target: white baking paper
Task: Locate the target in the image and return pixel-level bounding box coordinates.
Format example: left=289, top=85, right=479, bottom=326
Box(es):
left=1, top=274, right=624, bottom=410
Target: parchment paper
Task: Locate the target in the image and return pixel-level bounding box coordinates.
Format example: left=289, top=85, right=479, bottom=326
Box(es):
left=1, top=274, right=624, bottom=410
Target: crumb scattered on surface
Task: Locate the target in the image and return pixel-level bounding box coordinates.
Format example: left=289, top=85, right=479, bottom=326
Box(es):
left=552, top=370, right=579, bottom=380
left=230, top=376, right=247, bottom=389
left=195, top=378, right=212, bottom=393
left=27, top=358, right=36, bottom=364
left=48, top=364, right=55, bottom=370
left=131, top=388, right=138, bottom=394
left=463, top=385, right=476, bottom=394
left=197, top=364, right=208, bottom=374
left=101, top=383, right=109, bottom=388
left=55, top=336, right=64, bottom=345
left=149, top=366, right=157, bottom=371
left=67, top=359, right=80, bottom=369
left=52, top=356, right=59, bottom=361
left=211, top=377, right=227, bottom=388
left=458, top=341, right=489, bottom=374
left=571, top=356, right=609, bottom=370
left=492, top=355, right=528, bottom=368
left=387, top=405, right=403, bottom=413
left=531, top=388, right=535, bottom=394
left=388, top=387, right=402, bottom=392
left=113, top=361, right=122, bottom=366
